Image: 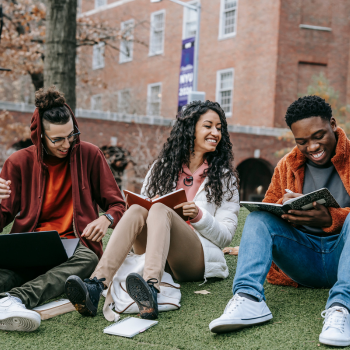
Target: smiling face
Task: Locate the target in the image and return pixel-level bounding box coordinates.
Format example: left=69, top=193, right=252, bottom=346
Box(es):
left=43, top=118, right=75, bottom=158
left=193, top=110, right=222, bottom=155
left=291, top=116, right=337, bottom=166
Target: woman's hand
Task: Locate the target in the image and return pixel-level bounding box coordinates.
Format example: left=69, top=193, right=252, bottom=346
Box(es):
left=81, top=216, right=111, bottom=242
left=174, top=201, right=199, bottom=219
left=0, top=178, right=11, bottom=205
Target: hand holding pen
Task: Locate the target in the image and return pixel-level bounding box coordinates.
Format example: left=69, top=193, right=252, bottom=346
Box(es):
left=282, top=188, right=303, bottom=204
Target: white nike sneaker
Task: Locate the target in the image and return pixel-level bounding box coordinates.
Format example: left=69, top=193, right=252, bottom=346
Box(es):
left=319, top=306, right=350, bottom=347
left=0, top=295, right=41, bottom=332
left=209, top=294, right=273, bottom=333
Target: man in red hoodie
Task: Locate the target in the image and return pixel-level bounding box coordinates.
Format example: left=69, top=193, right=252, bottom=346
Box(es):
left=0, top=87, right=125, bottom=332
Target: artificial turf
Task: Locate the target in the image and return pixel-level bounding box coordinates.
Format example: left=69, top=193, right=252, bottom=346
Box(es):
left=0, top=208, right=345, bottom=349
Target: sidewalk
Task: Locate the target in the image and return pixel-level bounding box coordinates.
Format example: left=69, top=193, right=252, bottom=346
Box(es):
left=0, top=209, right=337, bottom=350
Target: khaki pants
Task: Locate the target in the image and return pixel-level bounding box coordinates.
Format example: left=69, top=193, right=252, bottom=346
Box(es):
left=92, top=203, right=205, bottom=291
left=0, top=244, right=98, bottom=309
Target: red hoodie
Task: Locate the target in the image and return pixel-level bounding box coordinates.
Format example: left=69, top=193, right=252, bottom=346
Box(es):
left=0, top=105, right=126, bottom=258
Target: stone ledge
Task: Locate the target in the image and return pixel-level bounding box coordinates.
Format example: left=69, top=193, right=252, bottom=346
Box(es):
left=299, top=24, right=332, bottom=32
left=0, top=101, right=289, bottom=137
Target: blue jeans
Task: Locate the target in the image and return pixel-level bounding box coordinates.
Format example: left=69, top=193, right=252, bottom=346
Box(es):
left=233, top=211, right=350, bottom=310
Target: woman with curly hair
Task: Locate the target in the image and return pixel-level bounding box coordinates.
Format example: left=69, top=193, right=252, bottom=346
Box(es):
left=66, top=100, right=240, bottom=321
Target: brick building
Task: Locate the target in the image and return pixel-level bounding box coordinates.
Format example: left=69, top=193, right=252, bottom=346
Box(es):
left=1, top=0, right=350, bottom=200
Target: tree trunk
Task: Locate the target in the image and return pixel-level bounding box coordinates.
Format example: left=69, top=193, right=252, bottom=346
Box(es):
left=44, top=0, right=77, bottom=111
left=30, top=72, right=44, bottom=91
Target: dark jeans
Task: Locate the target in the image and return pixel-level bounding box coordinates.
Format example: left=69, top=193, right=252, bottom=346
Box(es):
left=0, top=244, right=98, bottom=309
left=233, top=211, right=350, bottom=311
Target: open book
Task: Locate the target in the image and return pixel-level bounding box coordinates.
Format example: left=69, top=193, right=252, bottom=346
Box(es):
left=123, top=188, right=189, bottom=220
left=240, top=188, right=340, bottom=216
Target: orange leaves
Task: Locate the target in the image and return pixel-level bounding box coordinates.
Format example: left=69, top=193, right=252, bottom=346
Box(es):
left=0, top=111, right=31, bottom=147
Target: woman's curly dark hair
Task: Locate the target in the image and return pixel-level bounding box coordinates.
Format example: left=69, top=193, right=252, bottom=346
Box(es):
left=145, top=100, right=239, bottom=207
left=285, top=95, right=332, bottom=128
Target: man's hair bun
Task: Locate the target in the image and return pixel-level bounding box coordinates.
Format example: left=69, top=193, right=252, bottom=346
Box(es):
left=35, top=86, right=66, bottom=111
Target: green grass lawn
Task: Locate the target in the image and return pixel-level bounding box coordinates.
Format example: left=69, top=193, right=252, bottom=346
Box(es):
left=0, top=209, right=343, bottom=349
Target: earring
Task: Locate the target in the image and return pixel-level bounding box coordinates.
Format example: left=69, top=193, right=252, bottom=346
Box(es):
left=41, top=134, right=43, bottom=138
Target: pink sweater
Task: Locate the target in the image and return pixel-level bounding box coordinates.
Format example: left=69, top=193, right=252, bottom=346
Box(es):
left=176, top=162, right=208, bottom=223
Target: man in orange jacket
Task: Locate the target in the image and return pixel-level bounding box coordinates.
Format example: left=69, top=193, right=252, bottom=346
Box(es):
left=210, top=95, right=350, bottom=347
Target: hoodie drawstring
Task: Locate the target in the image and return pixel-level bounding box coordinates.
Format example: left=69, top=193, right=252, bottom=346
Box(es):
left=79, top=144, right=85, bottom=190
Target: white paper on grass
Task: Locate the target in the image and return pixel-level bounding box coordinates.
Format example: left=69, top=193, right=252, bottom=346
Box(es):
left=103, top=317, right=158, bottom=338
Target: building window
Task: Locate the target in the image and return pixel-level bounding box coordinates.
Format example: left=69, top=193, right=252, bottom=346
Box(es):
left=219, top=0, right=238, bottom=39
left=147, top=83, right=162, bottom=116
left=77, top=0, right=82, bottom=14
left=91, top=94, right=103, bottom=111
left=119, top=19, right=134, bottom=63
left=183, top=1, right=198, bottom=39
left=95, top=0, right=107, bottom=9
left=216, top=68, right=234, bottom=117
left=92, top=42, right=105, bottom=70
left=118, top=89, right=131, bottom=113
left=149, top=10, right=165, bottom=56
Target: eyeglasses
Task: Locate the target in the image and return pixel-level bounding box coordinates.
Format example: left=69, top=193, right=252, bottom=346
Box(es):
left=44, top=125, right=81, bottom=147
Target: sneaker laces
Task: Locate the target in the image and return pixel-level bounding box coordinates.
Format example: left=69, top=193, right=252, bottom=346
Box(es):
left=0, top=294, right=25, bottom=308
left=321, top=306, right=349, bottom=334
left=224, top=294, right=245, bottom=314
left=83, top=277, right=106, bottom=291
left=146, top=278, right=159, bottom=293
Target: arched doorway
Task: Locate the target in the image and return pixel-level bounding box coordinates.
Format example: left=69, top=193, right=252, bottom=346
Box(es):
left=237, top=158, right=273, bottom=202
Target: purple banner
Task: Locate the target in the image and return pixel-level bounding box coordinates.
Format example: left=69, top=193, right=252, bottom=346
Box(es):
left=178, top=37, right=195, bottom=111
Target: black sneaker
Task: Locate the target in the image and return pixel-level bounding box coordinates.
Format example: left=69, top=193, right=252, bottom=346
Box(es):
left=65, top=275, right=106, bottom=317
left=126, top=273, right=159, bottom=320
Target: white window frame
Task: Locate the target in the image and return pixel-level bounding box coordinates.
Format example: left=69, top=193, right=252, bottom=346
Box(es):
left=119, top=19, right=134, bottom=64
left=149, top=10, right=166, bottom=56
left=117, top=89, right=131, bottom=113
left=92, top=42, right=105, bottom=70
left=147, top=82, right=162, bottom=116
left=95, top=0, right=107, bottom=9
left=182, top=1, right=199, bottom=40
left=77, top=0, right=82, bottom=14
left=216, top=68, right=234, bottom=117
left=91, top=94, right=103, bottom=111
left=219, top=0, right=238, bottom=39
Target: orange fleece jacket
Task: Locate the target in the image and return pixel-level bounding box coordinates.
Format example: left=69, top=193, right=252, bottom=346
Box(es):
left=263, top=127, right=350, bottom=287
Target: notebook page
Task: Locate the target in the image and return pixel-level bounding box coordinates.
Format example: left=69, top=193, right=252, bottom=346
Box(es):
left=104, top=317, right=158, bottom=338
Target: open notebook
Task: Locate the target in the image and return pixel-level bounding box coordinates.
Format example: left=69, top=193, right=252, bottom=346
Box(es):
left=103, top=317, right=158, bottom=338
left=240, top=188, right=340, bottom=216
left=123, top=189, right=189, bottom=220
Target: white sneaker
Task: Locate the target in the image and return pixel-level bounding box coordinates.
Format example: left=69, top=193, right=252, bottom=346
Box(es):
left=209, top=294, right=273, bottom=333
left=319, top=306, right=350, bottom=347
left=0, top=295, right=41, bottom=332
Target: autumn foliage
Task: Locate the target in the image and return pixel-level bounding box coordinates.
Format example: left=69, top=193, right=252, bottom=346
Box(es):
left=275, top=73, right=350, bottom=159
left=0, top=0, right=140, bottom=92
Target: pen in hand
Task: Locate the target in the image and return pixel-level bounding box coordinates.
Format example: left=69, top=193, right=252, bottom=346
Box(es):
left=285, top=189, right=294, bottom=194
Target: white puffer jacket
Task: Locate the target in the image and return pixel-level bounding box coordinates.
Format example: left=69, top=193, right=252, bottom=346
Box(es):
left=141, top=168, right=240, bottom=280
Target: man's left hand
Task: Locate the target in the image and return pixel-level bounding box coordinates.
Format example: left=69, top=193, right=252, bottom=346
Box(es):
left=281, top=202, right=332, bottom=227
left=81, top=216, right=111, bottom=242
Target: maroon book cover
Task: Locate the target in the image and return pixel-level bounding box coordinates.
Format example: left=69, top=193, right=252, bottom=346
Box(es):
left=123, top=189, right=189, bottom=221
